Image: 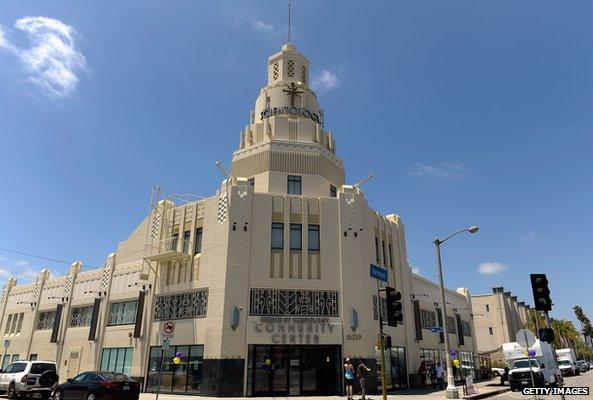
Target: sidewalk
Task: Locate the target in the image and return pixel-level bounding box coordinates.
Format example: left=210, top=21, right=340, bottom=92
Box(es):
left=139, top=378, right=509, bottom=400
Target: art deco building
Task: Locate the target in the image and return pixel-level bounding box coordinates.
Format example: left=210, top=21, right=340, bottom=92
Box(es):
left=471, top=287, right=532, bottom=365
left=0, top=43, right=479, bottom=397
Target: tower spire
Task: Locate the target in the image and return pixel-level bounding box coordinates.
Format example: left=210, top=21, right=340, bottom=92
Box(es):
left=288, top=2, right=291, bottom=43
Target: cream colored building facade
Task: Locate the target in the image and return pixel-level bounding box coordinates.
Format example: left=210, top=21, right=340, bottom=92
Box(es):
left=471, top=287, right=532, bottom=365
left=0, top=44, right=479, bottom=397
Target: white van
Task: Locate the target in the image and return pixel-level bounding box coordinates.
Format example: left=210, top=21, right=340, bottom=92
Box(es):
left=556, top=348, right=579, bottom=376
left=503, top=339, right=563, bottom=391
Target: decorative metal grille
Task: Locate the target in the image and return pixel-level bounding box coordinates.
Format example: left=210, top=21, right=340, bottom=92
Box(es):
left=420, top=309, right=436, bottom=329
left=372, top=295, right=387, bottom=321
left=462, top=320, right=471, bottom=337
left=107, top=300, right=138, bottom=326
left=273, top=62, right=279, bottom=80
left=154, top=289, right=208, bottom=321
left=301, top=66, right=307, bottom=84
left=446, top=316, right=456, bottom=334
left=250, top=289, right=339, bottom=317
left=37, top=310, right=56, bottom=330
left=287, top=59, right=294, bottom=77
left=70, top=306, right=94, bottom=327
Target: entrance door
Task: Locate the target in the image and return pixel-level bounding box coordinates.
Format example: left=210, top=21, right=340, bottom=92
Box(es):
left=317, top=346, right=339, bottom=395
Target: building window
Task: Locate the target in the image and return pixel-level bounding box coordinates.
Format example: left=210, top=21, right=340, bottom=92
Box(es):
left=446, top=316, right=456, bottom=334
left=70, top=306, right=94, bottom=327
left=420, top=309, right=436, bottom=329
left=290, top=224, right=302, bottom=250
left=37, top=311, right=56, bottom=331
left=489, top=326, right=493, bottom=335
left=308, top=225, right=320, bottom=251
left=461, top=321, right=472, bottom=337
left=250, top=288, right=339, bottom=316
left=193, top=228, right=203, bottom=255
left=272, top=62, right=279, bottom=80
left=301, top=65, right=307, bottom=84
left=419, top=348, right=441, bottom=366
left=4, top=314, right=12, bottom=335
left=271, top=223, right=284, bottom=249
left=154, top=290, right=208, bottom=321
left=287, top=59, right=295, bottom=77
left=389, top=244, right=394, bottom=268
left=248, top=177, right=255, bottom=187
left=15, top=313, right=23, bottom=334
left=375, top=237, right=380, bottom=263
left=10, top=355, right=19, bottom=363
left=330, top=185, right=337, bottom=197
left=107, top=301, right=138, bottom=326
left=29, top=354, right=37, bottom=361
left=100, top=347, right=133, bottom=375
left=287, top=175, right=302, bottom=195
left=486, top=304, right=490, bottom=312
left=146, top=345, right=204, bottom=394
left=382, top=240, right=386, bottom=266
left=183, top=230, right=191, bottom=253
left=171, top=232, right=179, bottom=251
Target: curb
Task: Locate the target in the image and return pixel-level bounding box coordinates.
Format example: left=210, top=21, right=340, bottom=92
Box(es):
left=463, top=387, right=510, bottom=400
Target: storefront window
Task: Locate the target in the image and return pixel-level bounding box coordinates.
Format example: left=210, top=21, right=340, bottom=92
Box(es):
left=100, top=348, right=132, bottom=375
left=146, top=345, right=204, bottom=394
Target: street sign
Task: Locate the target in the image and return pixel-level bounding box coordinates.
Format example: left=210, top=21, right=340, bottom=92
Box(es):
left=430, top=326, right=443, bottom=333
left=163, top=321, right=175, bottom=338
left=162, top=338, right=171, bottom=350
left=3, top=340, right=10, bottom=348
left=370, top=264, right=388, bottom=282
left=516, top=328, right=536, bottom=348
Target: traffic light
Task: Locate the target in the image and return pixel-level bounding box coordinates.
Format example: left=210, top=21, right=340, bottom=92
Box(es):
left=530, top=274, right=552, bottom=312
left=539, top=328, right=555, bottom=343
left=385, top=286, right=403, bottom=327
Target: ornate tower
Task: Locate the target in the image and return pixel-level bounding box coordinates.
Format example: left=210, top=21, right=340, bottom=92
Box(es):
left=231, top=44, right=345, bottom=197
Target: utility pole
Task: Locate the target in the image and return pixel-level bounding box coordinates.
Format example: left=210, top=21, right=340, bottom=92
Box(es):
left=377, top=283, right=387, bottom=400
left=544, top=312, right=566, bottom=400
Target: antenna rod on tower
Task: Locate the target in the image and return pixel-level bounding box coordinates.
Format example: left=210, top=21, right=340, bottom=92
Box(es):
left=288, top=2, right=291, bottom=43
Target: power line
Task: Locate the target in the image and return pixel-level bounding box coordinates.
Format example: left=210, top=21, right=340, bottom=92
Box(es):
left=0, top=246, right=105, bottom=270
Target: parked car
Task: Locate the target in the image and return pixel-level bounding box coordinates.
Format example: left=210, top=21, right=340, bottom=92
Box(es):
left=491, top=367, right=505, bottom=376
left=575, top=360, right=588, bottom=373
left=0, top=360, right=58, bottom=399
left=53, top=371, right=140, bottom=400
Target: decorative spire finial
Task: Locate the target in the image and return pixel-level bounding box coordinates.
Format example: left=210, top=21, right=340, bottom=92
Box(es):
left=288, top=2, right=291, bottom=43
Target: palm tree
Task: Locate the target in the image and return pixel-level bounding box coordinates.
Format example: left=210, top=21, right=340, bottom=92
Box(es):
left=573, top=305, right=593, bottom=349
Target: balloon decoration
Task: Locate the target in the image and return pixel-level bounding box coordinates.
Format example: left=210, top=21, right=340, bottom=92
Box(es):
left=175, top=351, right=183, bottom=358
left=523, top=350, right=529, bottom=357
left=453, top=359, right=460, bottom=367
left=528, top=349, right=536, bottom=357
left=173, top=357, right=181, bottom=365
left=450, top=350, right=458, bottom=357
left=265, top=359, right=271, bottom=365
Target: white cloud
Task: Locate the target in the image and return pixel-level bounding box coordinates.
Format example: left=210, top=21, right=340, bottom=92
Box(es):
left=14, top=260, right=28, bottom=266
left=252, top=20, right=275, bottom=33
left=478, top=262, right=507, bottom=275
left=311, top=69, right=339, bottom=92
left=0, top=16, right=87, bottom=97
left=521, top=231, right=538, bottom=241
left=412, top=267, right=421, bottom=275
left=408, top=162, right=466, bottom=180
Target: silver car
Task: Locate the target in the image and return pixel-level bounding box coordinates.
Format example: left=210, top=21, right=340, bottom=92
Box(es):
left=0, top=360, right=58, bottom=399
left=575, top=360, right=588, bottom=373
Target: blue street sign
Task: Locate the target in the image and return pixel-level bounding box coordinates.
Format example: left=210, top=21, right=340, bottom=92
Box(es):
left=370, top=264, right=388, bottom=282
left=431, top=327, right=443, bottom=333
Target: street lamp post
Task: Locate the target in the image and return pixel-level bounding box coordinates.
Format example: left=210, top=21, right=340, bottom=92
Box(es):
left=434, top=226, right=479, bottom=399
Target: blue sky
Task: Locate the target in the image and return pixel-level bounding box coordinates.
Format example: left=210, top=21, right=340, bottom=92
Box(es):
left=0, top=1, right=592, bottom=328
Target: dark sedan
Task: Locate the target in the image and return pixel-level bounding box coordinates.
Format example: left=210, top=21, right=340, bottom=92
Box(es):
left=53, top=372, right=140, bottom=400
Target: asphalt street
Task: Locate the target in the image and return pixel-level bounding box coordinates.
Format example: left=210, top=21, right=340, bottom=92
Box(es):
left=492, top=370, right=592, bottom=400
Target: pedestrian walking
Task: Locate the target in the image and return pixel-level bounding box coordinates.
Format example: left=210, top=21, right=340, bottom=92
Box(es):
left=357, top=361, right=371, bottom=400
left=435, top=363, right=444, bottom=389
left=428, top=363, right=436, bottom=388
left=344, top=357, right=355, bottom=400
left=418, top=361, right=427, bottom=388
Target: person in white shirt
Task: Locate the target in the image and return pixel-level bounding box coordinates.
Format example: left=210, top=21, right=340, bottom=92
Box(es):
left=435, top=363, right=445, bottom=389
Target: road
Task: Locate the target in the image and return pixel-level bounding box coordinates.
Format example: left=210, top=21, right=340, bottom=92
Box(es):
left=492, top=370, right=592, bottom=400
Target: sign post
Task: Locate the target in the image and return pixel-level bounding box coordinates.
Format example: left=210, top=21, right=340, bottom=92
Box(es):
left=516, top=329, right=537, bottom=400
left=370, top=264, right=388, bottom=400
left=155, top=322, right=175, bottom=400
